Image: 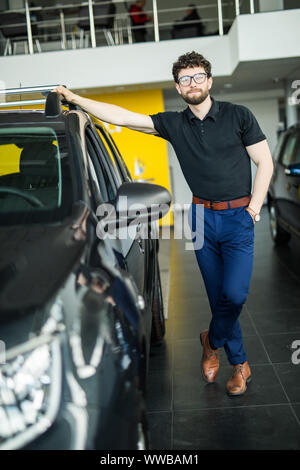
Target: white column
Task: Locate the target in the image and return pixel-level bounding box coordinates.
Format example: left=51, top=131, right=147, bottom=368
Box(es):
left=25, top=0, right=33, bottom=55
left=217, top=0, right=223, bottom=36
left=88, top=0, right=96, bottom=48
left=285, top=79, right=298, bottom=128
left=60, top=9, right=67, bottom=50
left=152, top=0, right=160, bottom=42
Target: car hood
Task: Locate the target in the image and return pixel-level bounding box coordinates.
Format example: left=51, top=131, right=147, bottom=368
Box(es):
left=0, top=220, right=85, bottom=314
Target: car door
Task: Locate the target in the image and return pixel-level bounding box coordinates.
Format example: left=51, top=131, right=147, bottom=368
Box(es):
left=85, top=124, right=146, bottom=297
left=275, top=131, right=298, bottom=228
left=95, top=124, right=153, bottom=297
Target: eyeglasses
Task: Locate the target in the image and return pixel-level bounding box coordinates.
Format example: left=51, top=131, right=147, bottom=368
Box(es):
left=178, top=73, right=208, bottom=87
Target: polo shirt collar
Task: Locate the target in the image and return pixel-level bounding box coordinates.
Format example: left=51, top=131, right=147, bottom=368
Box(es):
left=186, top=96, right=220, bottom=122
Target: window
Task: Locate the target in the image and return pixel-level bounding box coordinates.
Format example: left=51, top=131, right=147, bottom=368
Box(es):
left=281, top=133, right=298, bottom=167
left=91, top=126, right=122, bottom=189
left=87, top=153, right=102, bottom=209
left=0, top=127, right=62, bottom=214
left=273, top=132, right=286, bottom=163
left=292, top=136, right=300, bottom=165
left=85, top=128, right=116, bottom=202
left=99, top=130, right=123, bottom=184
left=97, top=125, right=131, bottom=182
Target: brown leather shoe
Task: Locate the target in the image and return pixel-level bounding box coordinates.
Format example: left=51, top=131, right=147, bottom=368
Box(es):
left=200, top=330, right=219, bottom=383
left=226, top=361, right=252, bottom=396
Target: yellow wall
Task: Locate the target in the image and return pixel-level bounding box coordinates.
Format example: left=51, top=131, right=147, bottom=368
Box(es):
left=86, top=89, right=173, bottom=226
left=0, top=144, right=21, bottom=176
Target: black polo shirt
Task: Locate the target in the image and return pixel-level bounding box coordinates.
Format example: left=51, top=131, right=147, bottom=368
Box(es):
left=150, top=97, right=266, bottom=201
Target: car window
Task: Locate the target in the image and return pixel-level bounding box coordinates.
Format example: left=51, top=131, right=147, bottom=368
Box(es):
left=280, top=133, right=298, bottom=166
left=97, top=129, right=123, bottom=183
left=86, top=153, right=103, bottom=209
left=90, top=127, right=123, bottom=190
left=0, top=126, right=63, bottom=214
left=97, top=125, right=131, bottom=181
left=273, top=132, right=286, bottom=163
left=292, top=137, right=300, bottom=165
left=85, top=128, right=116, bottom=202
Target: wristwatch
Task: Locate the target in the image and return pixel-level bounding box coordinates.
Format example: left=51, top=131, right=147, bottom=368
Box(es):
left=246, top=206, right=261, bottom=222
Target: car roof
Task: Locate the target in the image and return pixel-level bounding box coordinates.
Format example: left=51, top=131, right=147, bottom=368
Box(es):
left=0, top=109, right=67, bottom=126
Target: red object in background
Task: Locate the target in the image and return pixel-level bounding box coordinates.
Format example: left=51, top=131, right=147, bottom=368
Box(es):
left=129, top=5, right=149, bottom=25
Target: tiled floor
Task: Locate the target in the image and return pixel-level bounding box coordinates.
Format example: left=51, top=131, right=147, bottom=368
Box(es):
left=146, top=205, right=300, bottom=450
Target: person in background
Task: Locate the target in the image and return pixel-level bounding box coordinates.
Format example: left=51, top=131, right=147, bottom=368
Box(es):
left=129, top=0, right=151, bottom=43
left=172, top=4, right=205, bottom=39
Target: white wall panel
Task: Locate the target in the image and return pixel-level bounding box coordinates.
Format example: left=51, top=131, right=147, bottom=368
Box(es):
left=237, top=10, right=300, bottom=61
left=0, top=35, right=230, bottom=89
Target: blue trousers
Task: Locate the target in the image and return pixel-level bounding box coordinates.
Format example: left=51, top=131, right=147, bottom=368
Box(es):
left=188, top=202, right=255, bottom=365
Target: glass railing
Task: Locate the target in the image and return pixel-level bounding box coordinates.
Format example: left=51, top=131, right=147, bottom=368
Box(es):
left=0, top=0, right=296, bottom=56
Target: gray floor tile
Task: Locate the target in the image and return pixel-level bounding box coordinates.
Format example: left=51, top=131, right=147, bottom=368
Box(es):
left=273, top=363, right=300, bottom=403
left=173, top=364, right=288, bottom=411
left=147, top=412, right=172, bottom=450
left=149, top=341, right=173, bottom=372
left=260, top=333, right=299, bottom=363
left=249, top=309, right=300, bottom=335
left=246, top=277, right=300, bottom=313
left=168, top=296, right=211, bottom=318
left=291, top=403, right=300, bottom=423
left=146, top=369, right=172, bottom=412
left=173, top=405, right=300, bottom=450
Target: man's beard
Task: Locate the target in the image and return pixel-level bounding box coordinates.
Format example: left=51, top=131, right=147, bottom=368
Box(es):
left=181, top=89, right=209, bottom=105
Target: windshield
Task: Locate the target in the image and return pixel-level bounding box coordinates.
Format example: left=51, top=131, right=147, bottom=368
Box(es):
left=0, top=126, right=71, bottom=223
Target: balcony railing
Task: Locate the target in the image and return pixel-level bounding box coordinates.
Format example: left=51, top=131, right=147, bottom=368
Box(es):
left=0, top=0, right=296, bottom=56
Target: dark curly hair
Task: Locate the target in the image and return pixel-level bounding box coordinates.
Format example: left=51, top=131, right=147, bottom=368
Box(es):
left=172, top=51, right=212, bottom=83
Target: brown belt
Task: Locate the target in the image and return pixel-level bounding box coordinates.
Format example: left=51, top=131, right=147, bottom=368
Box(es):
left=192, top=195, right=251, bottom=210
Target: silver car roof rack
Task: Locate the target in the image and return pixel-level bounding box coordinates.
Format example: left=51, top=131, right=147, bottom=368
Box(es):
left=0, top=85, right=62, bottom=107
left=0, top=85, right=72, bottom=118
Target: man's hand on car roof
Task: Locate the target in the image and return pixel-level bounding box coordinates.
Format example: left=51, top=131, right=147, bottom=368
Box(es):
left=52, top=85, right=76, bottom=104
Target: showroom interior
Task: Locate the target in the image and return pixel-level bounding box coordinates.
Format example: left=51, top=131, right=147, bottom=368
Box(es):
left=0, top=0, right=300, bottom=451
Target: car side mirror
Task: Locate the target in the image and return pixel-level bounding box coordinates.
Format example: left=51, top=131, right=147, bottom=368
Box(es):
left=96, top=182, right=171, bottom=229
left=116, top=182, right=171, bottom=222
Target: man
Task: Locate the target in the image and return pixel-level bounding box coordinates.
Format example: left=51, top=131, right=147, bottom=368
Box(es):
left=53, top=51, right=274, bottom=396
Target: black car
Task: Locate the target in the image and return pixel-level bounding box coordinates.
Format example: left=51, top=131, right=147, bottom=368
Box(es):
left=0, top=86, right=171, bottom=450
left=268, top=123, right=300, bottom=245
